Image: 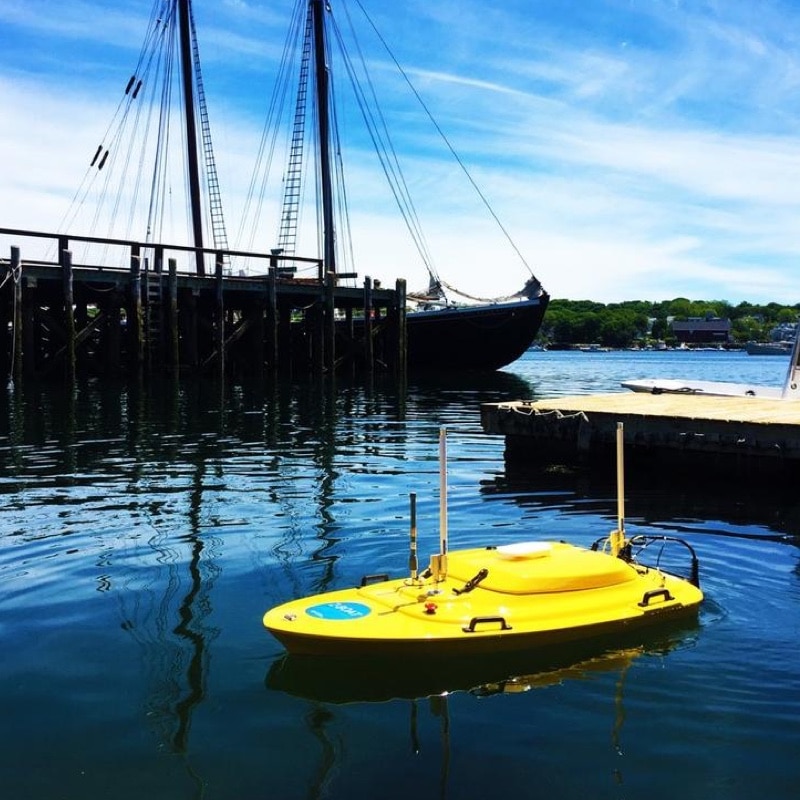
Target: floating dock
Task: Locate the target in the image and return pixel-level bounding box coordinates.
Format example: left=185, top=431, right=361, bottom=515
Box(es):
left=481, top=392, right=800, bottom=474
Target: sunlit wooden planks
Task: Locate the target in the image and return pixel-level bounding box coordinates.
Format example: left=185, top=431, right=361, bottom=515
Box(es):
left=481, top=392, right=800, bottom=471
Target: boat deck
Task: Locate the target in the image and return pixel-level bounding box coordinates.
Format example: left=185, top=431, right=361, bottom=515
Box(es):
left=481, top=392, right=800, bottom=472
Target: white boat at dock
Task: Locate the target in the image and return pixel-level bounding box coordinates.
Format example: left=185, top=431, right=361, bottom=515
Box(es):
left=622, top=329, right=800, bottom=399
left=620, top=378, right=784, bottom=398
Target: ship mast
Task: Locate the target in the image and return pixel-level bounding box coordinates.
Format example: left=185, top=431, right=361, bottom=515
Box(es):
left=311, top=0, right=336, bottom=275
left=178, top=0, right=205, bottom=275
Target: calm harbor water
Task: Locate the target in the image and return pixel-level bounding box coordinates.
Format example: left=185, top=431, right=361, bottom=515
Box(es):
left=1, top=349, right=798, bottom=799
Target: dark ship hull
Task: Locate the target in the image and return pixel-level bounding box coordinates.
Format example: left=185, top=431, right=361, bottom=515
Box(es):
left=406, top=293, right=549, bottom=371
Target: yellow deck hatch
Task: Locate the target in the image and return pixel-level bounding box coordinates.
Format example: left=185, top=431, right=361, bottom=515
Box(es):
left=446, top=542, right=637, bottom=594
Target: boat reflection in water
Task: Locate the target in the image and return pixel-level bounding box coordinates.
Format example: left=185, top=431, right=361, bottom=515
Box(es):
left=265, top=620, right=699, bottom=705
left=266, top=623, right=699, bottom=797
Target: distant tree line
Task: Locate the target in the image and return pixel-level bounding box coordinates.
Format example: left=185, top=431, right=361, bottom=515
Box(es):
left=540, top=298, right=800, bottom=348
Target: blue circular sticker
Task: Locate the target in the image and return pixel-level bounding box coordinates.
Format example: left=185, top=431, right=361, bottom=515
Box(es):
left=305, top=601, right=372, bottom=620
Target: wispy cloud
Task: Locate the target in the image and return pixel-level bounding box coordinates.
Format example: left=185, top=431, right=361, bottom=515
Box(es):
left=0, top=1, right=150, bottom=50
left=3, top=0, right=800, bottom=303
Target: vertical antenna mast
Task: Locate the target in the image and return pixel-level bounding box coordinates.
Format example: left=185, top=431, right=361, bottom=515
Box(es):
left=611, top=422, right=626, bottom=557
left=408, top=492, right=418, bottom=581
left=438, top=426, right=448, bottom=577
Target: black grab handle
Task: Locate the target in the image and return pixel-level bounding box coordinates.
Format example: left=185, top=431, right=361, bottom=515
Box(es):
left=462, top=616, right=512, bottom=633
left=360, top=573, right=389, bottom=587
left=453, top=568, right=489, bottom=595
left=638, top=588, right=674, bottom=607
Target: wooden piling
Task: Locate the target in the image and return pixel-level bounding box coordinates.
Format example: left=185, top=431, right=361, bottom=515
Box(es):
left=105, top=295, right=121, bottom=376
left=61, top=249, right=76, bottom=382
left=11, top=246, right=22, bottom=384
left=183, top=290, right=199, bottom=368
left=129, top=245, right=144, bottom=368
left=395, top=278, right=407, bottom=377
left=267, top=269, right=278, bottom=371
left=21, top=277, right=35, bottom=378
left=167, top=258, right=179, bottom=369
left=252, top=297, right=266, bottom=374
left=214, top=253, right=224, bottom=377
left=363, top=276, right=373, bottom=372
left=324, top=272, right=335, bottom=373
left=308, top=301, right=322, bottom=374
left=278, top=303, right=292, bottom=376
left=148, top=246, right=165, bottom=369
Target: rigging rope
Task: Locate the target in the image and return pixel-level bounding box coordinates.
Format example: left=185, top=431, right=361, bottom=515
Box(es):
left=353, top=0, right=536, bottom=281
left=54, top=0, right=231, bottom=272
left=331, top=4, right=440, bottom=285
left=238, top=0, right=539, bottom=300
left=238, top=0, right=310, bottom=259
left=189, top=1, right=229, bottom=254
left=56, top=1, right=174, bottom=254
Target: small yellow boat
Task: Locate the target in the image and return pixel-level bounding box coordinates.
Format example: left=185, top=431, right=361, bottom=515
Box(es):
left=263, top=425, right=703, bottom=657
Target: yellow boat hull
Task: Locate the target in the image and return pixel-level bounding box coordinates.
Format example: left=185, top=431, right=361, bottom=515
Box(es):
left=263, top=542, right=703, bottom=657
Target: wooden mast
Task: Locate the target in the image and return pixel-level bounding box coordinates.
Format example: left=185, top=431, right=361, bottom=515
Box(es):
left=178, top=0, right=205, bottom=276
left=311, top=0, right=336, bottom=276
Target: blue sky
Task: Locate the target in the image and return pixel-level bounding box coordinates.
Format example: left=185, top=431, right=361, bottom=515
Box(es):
left=2, top=0, right=800, bottom=304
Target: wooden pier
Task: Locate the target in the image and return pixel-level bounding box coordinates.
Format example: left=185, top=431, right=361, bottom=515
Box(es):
left=0, top=228, right=407, bottom=381
left=481, top=392, right=800, bottom=476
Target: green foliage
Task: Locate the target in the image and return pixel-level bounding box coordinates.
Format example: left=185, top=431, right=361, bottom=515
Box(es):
left=539, top=298, right=800, bottom=348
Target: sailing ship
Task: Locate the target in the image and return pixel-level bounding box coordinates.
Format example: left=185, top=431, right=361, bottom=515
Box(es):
left=267, top=0, right=549, bottom=371
left=65, top=0, right=549, bottom=371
